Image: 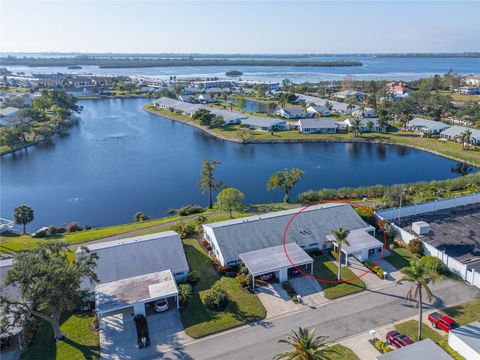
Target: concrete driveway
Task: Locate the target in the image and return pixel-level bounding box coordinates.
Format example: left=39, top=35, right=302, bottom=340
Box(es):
left=257, top=283, right=301, bottom=318
left=100, top=307, right=190, bottom=359
left=289, top=277, right=328, bottom=306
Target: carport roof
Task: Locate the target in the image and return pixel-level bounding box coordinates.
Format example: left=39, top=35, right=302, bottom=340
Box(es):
left=327, top=229, right=383, bottom=254
left=239, top=243, right=313, bottom=276
left=95, top=270, right=178, bottom=315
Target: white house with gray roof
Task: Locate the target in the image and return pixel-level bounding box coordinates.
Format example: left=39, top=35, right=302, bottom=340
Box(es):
left=202, top=204, right=381, bottom=270
left=406, top=118, right=450, bottom=134
left=344, top=118, right=386, bottom=133
left=298, top=118, right=337, bottom=134
left=76, top=231, right=189, bottom=317
left=376, top=338, right=451, bottom=360
left=275, top=107, right=308, bottom=119
left=440, top=125, right=480, bottom=146
left=306, top=105, right=331, bottom=117
left=241, top=116, right=287, bottom=131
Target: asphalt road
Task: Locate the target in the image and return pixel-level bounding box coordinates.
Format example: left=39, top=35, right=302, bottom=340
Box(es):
left=148, top=279, right=479, bottom=360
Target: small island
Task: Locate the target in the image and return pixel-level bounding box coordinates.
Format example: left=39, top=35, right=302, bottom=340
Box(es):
left=67, top=65, right=83, bottom=69
left=226, top=70, right=243, bottom=77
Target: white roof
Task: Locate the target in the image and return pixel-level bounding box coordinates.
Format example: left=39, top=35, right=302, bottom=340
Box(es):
left=441, top=125, right=480, bottom=141
left=77, top=231, right=189, bottom=291
left=296, top=94, right=351, bottom=113
left=95, top=270, right=178, bottom=315
left=327, top=228, right=381, bottom=254
left=241, top=116, right=286, bottom=128
left=407, top=118, right=450, bottom=131
left=376, top=338, right=451, bottom=360
left=0, top=107, right=20, bottom=117
left=299, top=118, right=337, bottom=129
left=344, top=118, right=381, bottom=127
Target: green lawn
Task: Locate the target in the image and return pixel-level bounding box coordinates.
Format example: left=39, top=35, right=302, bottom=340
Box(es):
left=321, top=344, right=360, bottom=360
left=395, top=319, right=443, bottom=343
left=22, top=312, right=99, bottom=360
left=313, top=255, right=365, bottom=299
left=440, top=299, right=480, bottom=325
left=180, top=239, right=266, bottom=338
left=384, top=247, right=414, bottom=271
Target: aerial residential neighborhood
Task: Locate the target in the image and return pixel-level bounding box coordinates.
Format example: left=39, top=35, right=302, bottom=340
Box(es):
left=1, top=1, right=480, bottom=360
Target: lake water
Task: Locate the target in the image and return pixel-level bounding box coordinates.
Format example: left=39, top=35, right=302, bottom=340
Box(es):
left=5, top=56, right=479, bottom=83
left=0, top=98, right=475, bottom=229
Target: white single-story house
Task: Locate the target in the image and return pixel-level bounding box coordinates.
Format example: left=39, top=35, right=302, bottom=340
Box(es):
left=326, top=229, right=383, bottom=264
left=440, top=125, right=480, bottom=145
left=332, top=90, right=366, bottom=100
left=406, top=118, right=451, bottom=135
left=448, top=321, right=480, bottom=360
left=296, top=94, right=351, bottom=114
left=457, top=86, right=480, bottom=95
left=202, top=203, right=381, bottom=268
left=241, top=116, right=287, bottom=131
left=351, top=107, right=376, bottom=118
left=76, top=231, right=189, bottom=317
left=210, top=109, right=249, bottom=125
left=298, top=118, right=337, bottom=134
left=197, top=94, right=213, bottom=104
left=344, top=118, right=386, bottom=133
left=376, top=338, right=451, bottom=360
left=152, top=96, right=179, bottom=109
left=177, top=94, right=194, bottom=103
left=306, top=105, right=331, bottom=117
left=0, top=107, right=20, bottom=127
left=275, top=107, right=308, bottom=119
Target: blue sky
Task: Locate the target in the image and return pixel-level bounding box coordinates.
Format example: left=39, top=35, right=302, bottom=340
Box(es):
left=1, top=1, right=479, bottom=53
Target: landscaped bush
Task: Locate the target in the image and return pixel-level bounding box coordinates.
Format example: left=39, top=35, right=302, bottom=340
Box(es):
left=32, top=230, right=47, bottom=238
left=281, top=281, right=298, bottom=300
left=56, top=227, right=67, bottom=233
left=236, top=273, right=252, bottom=289
left=201, top=239, right=212, bottom=251
left=178, top=283, right=193, bottom=308
left=177, top=204, right=205, bottom=216
left=187, top=271, right=200, bottom=286
left=204, top=281, right=229, bottom=311
left=364, top=259, right=385, bottom=279
left=407, top=239, right=423, bottom=255
left=215, top=265, right=236, bottom=277
left=329, top=249, right=340, bottom=261
left=172, top=221, right=196, bottom=239
left=47, top=225, right=57, bottom=236
left=369, top=338, right=393, bottom=353
left=134, top=314, right=150, bottom=348
left=438, top=338, right=465, bottom=360
left=67, top=222, right=83, bottom=232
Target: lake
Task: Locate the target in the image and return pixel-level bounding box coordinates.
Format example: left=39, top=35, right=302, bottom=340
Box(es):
left=0, top=98, right=475, bottom=229
left=5, top=55, right=480, bottom=83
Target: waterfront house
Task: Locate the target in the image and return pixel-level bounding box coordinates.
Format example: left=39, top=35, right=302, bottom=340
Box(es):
left=152, top=96, right=180, bottom=109
left=306, top=105, right=331, bottom=117
left=440, top=125, right=480, bottom=145
left=464, top=75, right=480, bottom=86
left=210, top=109, right=249, bottom=125
left=406, top=118, right=450, bottom=135
left=241, top=116, right=287, bottom=131
left=298, top=118, right=337, bottom=134
left=351, top=107, right=376, bottom=118
left=0, top=107, right=20, bottom=127
left=344, top=117, right=386, bottom=133
left=296, top=94, right=351, bottom=114
left=178, top=94, right=195, bottom=103
left=202, top=204, right=381, bottom=275
left=76, top=231, right=189, bottom=317
left=197, top=94, right=213, bottom=104
left=275, top=107, right=308, bottom=119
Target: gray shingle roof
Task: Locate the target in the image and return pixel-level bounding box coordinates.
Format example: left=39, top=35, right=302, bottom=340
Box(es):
left=299, top=118, right=337, bottom=129
left=76, top=231, right=189, bottom=290
left=241, top=116, right=286, bottom=128
left=449, top=321, right=480, bottom=353
left=441, top=125, right=480, bottom=142
left=239, top=243, right=313, bottom=275
left=407, top=118, right=450, bottom=132
left=204, top=204, right=370, bottom=263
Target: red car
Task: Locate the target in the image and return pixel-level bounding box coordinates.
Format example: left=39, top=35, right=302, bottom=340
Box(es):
left=386, top=331, right=414, bottom=349
left=428, top=312, right=458, bottom=332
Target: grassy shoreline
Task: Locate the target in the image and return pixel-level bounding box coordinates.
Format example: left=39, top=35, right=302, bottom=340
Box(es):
left=144, top=104, right=480, bottom=166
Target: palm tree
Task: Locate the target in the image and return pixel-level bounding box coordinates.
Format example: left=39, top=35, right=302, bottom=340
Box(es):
left=377, top=115, right=388, bottom=133
left=274, top=327, right=328, bottom=360
left=456, top=129, right=472, bottom=150
left=397, top=256, right=446, bottom=340
left=351, top=119, right=362, bottom=137
left=366, top=120, right=374, bottom=133
left=331, top=228, right=350, bottom=281
left=398, top=114, right=410, bottom=131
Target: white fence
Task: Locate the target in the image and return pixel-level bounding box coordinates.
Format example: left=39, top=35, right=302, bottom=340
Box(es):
left=375, top=193, right=480, bottom=221
left=375, top=193, right=480, bottom=289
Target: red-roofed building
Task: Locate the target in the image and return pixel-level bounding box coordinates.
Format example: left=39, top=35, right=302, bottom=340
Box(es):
left=386, top=81, right=410, bottom=95
left=464, top=75, right=480, bottom=86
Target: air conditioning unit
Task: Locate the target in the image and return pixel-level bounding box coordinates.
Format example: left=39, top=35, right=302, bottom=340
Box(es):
left=412, top=221, right=430, bottom=235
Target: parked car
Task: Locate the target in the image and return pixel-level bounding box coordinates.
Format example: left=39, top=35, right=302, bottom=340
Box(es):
left=260, top=273, right=273, bottom=281
left=428, top=312, right=458, bottom=332
left=386, top=331, right=414, bottom=349
left=154, top=299, right=169, bottom=312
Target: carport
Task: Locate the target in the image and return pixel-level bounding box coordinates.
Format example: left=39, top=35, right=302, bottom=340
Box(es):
left=95, top=270, right=179, bottom=317
left=326, top=229, right=384, bottom=265
left=239, top=243, right=314, bottom=290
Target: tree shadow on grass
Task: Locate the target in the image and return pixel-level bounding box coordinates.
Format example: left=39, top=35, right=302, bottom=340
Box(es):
left=59, top=337, right=99, bottom=360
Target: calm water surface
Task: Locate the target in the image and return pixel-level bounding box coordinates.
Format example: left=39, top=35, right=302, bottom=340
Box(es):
left=0, top=98, right=475, bottom=229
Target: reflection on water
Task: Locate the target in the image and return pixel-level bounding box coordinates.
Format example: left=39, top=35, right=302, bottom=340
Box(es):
left=1, top=98, right=474, bottom=229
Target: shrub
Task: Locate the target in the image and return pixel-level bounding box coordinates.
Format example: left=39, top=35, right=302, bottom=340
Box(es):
left=90, top=315, right=99, bottom=331
left=369, top=338, right=392, bottom=354
left=238, top=263, right=249, bottom=276
left=172, top=221, right=196, bottom=239
left=329, top=249, right=339, bottom=261
left=364, top=260, right=385, bottom=279
left=215, top=265, right=235, bottom=276
left=204, top=281, right=229, bottom=311
left=67, top=222, right=82, bottom=232
left=56, top=227, right=67, bottom=233
left=438, top=339, right=465, bottom=360
left=47, top=225, right=57, bottom=236
left=177, top=204, right=204, bottom=216
left=407, top=239, right=423, bottom=255
left=281, top=281, right=297, bottom=298
left=187, top=271, right=200, bottom=286
left=134, top=211, right=147, bottom=222
left=32, top=230, right=47, bottom=238
left=201, top=239, right=212, bottom=251
left=178, top=283, right=193, bottom=307
left=236, top=273, right=252, bottom=289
